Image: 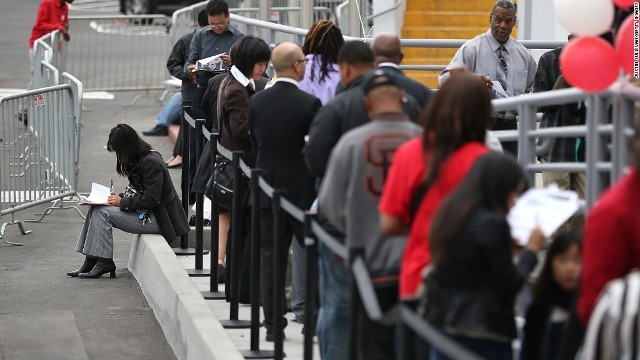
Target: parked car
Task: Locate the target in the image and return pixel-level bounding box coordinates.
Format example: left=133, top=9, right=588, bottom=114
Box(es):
left=120, top=0, right=200, bottom=15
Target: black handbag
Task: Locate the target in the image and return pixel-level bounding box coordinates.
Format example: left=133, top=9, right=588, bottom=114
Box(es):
left=206, top=154, right=248, bottom=211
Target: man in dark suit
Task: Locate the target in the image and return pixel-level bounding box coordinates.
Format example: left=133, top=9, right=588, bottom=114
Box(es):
left=248, top=42, right=322, bottom=341
left=372, top=33, right=433, bottom=110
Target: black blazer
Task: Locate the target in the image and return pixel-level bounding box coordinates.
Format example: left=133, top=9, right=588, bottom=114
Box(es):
left=249, top=81, right=322, bottom=209
left=119, top=151, right=189, bottom=243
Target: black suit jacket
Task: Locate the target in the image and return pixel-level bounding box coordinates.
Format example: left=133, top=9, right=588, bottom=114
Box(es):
left=249, top=81, right=322, bottom=209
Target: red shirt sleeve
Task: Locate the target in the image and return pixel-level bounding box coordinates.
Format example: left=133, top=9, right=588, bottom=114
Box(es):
left=577, top=202, right=630, bottom=325
left=378, top=139, right=422, bottom=224
left=34, top=1, right=65, bottom=34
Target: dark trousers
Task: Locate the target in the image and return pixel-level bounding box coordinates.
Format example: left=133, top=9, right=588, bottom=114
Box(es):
left=187, top=88, right=207, bottom=204
left=260, top=208, right=304, bottom=332
left=491, top=118, right=518, bottom=157
left=431, top=333, right=511, bottom=360
left=225, top=205, right=252, bottom=303
left=356, top=284, right=399, bottom=360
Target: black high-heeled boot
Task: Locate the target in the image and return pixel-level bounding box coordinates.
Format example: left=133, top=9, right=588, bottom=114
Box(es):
left=78, top=258, right=116, bottom=278
left=66, top=256, right=98, bottom=277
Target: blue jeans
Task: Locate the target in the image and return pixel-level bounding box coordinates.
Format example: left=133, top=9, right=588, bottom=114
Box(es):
left=156, top=91, right=182, bottom=127
left=431, top=332, right=512, bottom=360
left=316, top=241, right=350, bottom=360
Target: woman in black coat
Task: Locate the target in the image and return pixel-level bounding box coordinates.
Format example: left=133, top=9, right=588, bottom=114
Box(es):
left=426, top=153, right=546, bottom=360
left=68, top=124, right=189, bottom=278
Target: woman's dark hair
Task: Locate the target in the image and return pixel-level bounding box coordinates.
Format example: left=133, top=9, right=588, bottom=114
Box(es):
left=430, top=153, right=527, bottom=265
left=532, top=231, right=582, bottom=306
left=421, top=72, right=491, bottom=188
left=206, top=0, right=229, bottom=17
left=302, top=20, right=344, bottom=83
left=232, top=36, right=271, bottom=78
left=107, top=124, right=152, bottom=177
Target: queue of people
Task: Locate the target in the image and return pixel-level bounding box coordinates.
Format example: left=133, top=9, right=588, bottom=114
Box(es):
left=63, top=0, right=640, bottom=359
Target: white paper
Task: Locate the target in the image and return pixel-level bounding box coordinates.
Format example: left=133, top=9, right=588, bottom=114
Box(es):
left=195, top=53, right=225, bottom=72
left=162, top=77, right=181, bottom=88
left=491, top=81, right=509, bottom=98
left=78, top=182, right=110, bottom=205
left=507, top=185, right=580, bottom=246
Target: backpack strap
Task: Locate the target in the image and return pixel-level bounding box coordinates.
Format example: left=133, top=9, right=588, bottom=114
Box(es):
left=409, top=180, right=430, bottom=223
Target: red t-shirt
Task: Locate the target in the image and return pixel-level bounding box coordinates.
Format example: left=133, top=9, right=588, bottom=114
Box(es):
left=29, top=0, right=69, bottom=48
left=379, top=139, right=488, bottom=299
left=577, top=168, right=640, bottom=324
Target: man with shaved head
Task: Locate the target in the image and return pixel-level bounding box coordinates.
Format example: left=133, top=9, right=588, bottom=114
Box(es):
left=319, top=68, right=422, bottom=359
left=372, top=33, right=433, bottom=110
left=248, top=42, right=322, bottom=342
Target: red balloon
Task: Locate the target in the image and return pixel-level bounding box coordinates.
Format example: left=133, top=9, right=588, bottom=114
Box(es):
left=613, top=0, right=635, bottom=9
left=560, top=36, right=618, bottom=93
left=615, top=15, right=635, bottom=76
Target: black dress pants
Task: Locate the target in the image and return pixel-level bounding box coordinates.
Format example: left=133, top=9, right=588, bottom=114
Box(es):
left=490, top=118, right=518, bottom=157
left=260, top=208, right=304, bottom=332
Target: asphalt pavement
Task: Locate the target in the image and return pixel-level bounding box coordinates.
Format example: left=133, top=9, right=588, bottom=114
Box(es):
left=0, top=1, right=184, bottom=359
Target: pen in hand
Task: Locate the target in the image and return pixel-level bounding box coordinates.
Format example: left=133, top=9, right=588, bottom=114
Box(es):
left=110, top=179, right=115, bottom=195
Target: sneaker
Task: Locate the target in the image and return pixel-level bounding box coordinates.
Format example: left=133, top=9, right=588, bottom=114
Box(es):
left=142, top=125, right=168, bottom=136
left=217, top=263, right=225, bottom=284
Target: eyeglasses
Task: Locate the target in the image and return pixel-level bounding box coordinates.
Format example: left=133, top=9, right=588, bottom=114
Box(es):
left=210, top=21, right=228, bottom=28
left=296, top=58, right=309, bottom=64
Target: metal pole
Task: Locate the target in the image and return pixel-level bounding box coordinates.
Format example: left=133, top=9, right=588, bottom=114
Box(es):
left=220, top=151, right=251, bottom=329
left=613, top=93, right=632, bottom=181
left=272, top=190, right=285, bottom=360
left=258, top=0, right=270, bottom=41
left=349, top=0, right=363, bottom=37
left=518, top=104, right=536, bottom=186
left=187, top=119, right=210, bottom=276
left=303, top=212, right=318, bottom=360
left=240, top=168, right=275, bottom=359
left=175, top=106, right=196, bottom=255
left=202, top=133, right=225, bottom=299
left=300, top=0, right=314, bottom=30
left=348, top=247, right=364, bottom=360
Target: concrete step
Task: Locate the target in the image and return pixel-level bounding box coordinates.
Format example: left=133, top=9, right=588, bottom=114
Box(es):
left=401, top=27, right=488, bottom=39
left=406, top=0, right=496, bottom=12
left=404, top=11, right=489, bottom=27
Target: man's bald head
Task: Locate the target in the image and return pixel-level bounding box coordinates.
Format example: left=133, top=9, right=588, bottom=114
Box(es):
left=272, top=42, right=304, bottom=75
left=372, top=33, right=403, bottom=65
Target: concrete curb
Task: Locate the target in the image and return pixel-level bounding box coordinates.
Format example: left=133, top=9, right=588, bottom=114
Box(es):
left=128, top=234, right=243, bottom=360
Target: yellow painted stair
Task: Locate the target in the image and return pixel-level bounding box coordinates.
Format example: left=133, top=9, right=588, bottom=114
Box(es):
left=401, top=0, right=517, bottom=89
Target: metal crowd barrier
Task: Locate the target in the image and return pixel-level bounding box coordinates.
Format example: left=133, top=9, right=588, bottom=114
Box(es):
left=0, top=84, right=81, bottom=245
left=66, top=15, right=171, bottom=91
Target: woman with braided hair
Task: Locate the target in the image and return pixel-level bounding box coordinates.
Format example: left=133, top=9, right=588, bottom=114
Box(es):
left=299, top=19, right=344, bottom=105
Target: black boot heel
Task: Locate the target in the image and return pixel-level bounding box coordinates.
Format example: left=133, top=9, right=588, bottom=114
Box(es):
left=78, top=258, right=116, bottom=279
left=67, top=256, right=98, bottom=277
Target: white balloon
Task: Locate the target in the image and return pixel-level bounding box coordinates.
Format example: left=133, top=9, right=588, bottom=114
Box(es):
left=554, top=0, right=614, bottom=36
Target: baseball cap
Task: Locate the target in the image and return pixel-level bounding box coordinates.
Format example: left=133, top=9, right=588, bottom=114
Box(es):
left=362, top=68, right=400, bottom=95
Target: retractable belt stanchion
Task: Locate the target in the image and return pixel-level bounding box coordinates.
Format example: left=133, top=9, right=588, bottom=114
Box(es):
left=303, top=212, right=317, bottom=360
left=186, top=119, right=210, bottom=276
left=220, top=151, right=251, bottom=329
left=240, top=168, right=274, bottom=359
left=174, top=106, right=196, bottom=256
left=202, top=134, right=225, bottom=299
left=272, top=190, right=286, bottom=360
left=348, top=248, right=365, bottom=360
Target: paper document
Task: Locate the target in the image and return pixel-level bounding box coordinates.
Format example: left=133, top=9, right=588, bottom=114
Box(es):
left=78, top=182, right=112, bottom=205
left=507, top=185, right=580, bottom=246
left=195, top=53, right=226, bottom=72
left=491, top=81, right=508, bottom=98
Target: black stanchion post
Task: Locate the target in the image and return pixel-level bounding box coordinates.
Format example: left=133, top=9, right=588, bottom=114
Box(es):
left=272, top=190, right=286, bottom=360
left=220, top=150, right=251, bottom=329
left=240, top=168, right=274, bottom=359
left=186, top=119, right=210, bottom=276
left=175, top=106, right=196, bottom=256
left=202, top=133, right=225, bottom=300
left=303, top=212, right=318, bottom=360
left=348, top=247, right=364, bottom=360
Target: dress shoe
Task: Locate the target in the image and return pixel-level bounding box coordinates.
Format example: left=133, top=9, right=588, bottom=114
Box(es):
left=66, top=256, right=97, bottom=277
left=266, top=330, right=286, bottom=342
left=142, top=125, right=168, bottom=136
left=78, top=258, right=116, bottom=278
left=217, top=263, right=226, bottom=284
left=166, top=155, right=182, bottom=168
